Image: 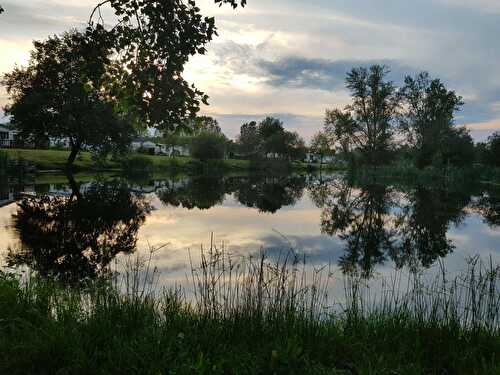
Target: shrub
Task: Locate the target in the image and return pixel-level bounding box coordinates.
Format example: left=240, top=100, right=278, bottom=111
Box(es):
left=190, top=132, right=227, bottom=161
left=0, top=150, right=9, bottom=174
left=121, top=155, right=154, bottom=174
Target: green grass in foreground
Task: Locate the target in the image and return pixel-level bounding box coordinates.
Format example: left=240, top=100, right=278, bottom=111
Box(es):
left=0, top=248, right=498, bottom=375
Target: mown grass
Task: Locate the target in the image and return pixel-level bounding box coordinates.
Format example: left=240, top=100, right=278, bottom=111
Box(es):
left=3, top=148, right=334, bottom=174
left=3, top=149, right=255, bottom=173
left=0, top=246, right=498, bottom=375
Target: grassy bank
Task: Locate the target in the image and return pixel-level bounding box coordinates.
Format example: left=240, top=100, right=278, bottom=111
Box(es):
left=3, top=149, right=329, bottom=174
left=1, top=248, right=498, bottom=374
left=349, top=161, right=500, bottom=186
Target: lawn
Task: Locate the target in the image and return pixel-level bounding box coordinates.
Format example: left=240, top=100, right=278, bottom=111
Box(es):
left=4, top=149, right=254, bottom=172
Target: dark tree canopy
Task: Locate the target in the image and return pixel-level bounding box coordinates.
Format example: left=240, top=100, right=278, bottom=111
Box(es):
left=87, top=0, right=246, bottom=132
left=401, top=72, right=464, bottom=168
left=484, top=132, right=500, bottom=167
left=190, top=131, right=227, bottom=160
left=237, top=121, right=260, bottom=155
left=2, top=30, right=135, bottom=165
left=325, top=65, right=400, bottom=165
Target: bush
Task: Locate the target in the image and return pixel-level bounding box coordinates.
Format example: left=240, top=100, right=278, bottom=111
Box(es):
left=190, top=132, right=227, bottom=161
left=0, top=150, right=9, bottom=174
left=121, top=155, right=154, bottom=174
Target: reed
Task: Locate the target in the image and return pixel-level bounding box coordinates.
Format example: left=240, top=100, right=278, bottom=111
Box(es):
left=0, top=244, right=498, bottom=374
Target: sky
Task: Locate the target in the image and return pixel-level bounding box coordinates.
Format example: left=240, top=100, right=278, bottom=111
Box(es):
left=0, top=0, right=499, bottom=141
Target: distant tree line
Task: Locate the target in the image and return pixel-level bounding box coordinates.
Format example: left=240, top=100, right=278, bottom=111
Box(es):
left=315, top=65, right=485, bottom=170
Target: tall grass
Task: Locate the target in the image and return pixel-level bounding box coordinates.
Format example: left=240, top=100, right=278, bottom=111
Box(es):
left=0, top=244, right=499, bottom=374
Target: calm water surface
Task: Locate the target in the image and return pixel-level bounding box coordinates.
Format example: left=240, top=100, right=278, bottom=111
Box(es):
left=1, top=172, right=499, bottom=293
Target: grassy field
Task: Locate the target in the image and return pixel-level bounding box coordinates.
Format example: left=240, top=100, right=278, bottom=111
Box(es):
left=0, top=248, right=498, bottom=375
left=3, top=148, right=254, bottom=172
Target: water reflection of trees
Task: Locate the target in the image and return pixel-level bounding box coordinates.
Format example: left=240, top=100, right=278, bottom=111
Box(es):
left=157, top=175, right=306, bottom=213
left=393, top=187, right=469, bottom=269
left=234, top=175, right=306, bottom=213
left=157, top=176, right=226, bottom=210
left=7, top=181, right=151, bottom=284
left=473, top=188, right=500, bottom=228
left=310, top=179, right=396, bottom=278
left=310, top=179, right=470, bottom=277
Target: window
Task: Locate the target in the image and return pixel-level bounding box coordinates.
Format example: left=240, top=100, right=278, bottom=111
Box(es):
left=0, top=132, right=8, bottom=140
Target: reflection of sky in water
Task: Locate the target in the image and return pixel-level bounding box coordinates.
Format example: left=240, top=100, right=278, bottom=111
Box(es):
left=1, top=180, right=499, bottom=299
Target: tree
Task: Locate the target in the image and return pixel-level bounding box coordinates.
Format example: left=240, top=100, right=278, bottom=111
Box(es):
left=401, top=72, right=463, bottom=168
left=484, top=132, right=500, bottom=167
left=237, top=121, right=260, bottom=155
left=285, top=131, right=306, bottom=161
left=325, top=65, right=400, bottom=165
left=86, top=0, right=245, bottom=133
left=2, top=30, right=135, bottom=166
left=310, top=131, right=335, bottom=166
left=258, top=117, right=285, bottom=139
left=190, top=132, right=227, bottom=161
left=191, top=116, right=221, bottom=134
left=439, top=127, right=475, bottom=167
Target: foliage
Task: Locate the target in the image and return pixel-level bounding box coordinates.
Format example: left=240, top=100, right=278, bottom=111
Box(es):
left=236, top=117, right=306, bottom=161
left=2, top=30, right=135, bottom=166
left=190, top=115, right=221, bottom=134
left=190, top=132, right=227, bottom=161
left=0, top=150, right=9, bottom=174
left=325, top=65, right=399, bottom=165
left=439, top=126, right=475, bottom=167
left=0, top=250, right=498, bottom=375
left=401, top=71, right=464, bottom=168
left=237, top=121, right=260, bottom=156
left=310, top=131, right=335, bottom=164
left=121, top=155, right=155, bottom=174
left=87, top=0, right=244, bottom=132
left=482, top=132, right=500, bottom=167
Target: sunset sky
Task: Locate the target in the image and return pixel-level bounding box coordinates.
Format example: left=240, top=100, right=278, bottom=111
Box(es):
left=1, top=0, right=499, bottom=141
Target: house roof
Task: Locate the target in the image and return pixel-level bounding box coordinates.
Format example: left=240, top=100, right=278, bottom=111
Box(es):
left=0, top=125, right=18, bottom=133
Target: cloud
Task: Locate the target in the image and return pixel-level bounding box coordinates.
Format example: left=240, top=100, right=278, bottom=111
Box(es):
left=438, top=0, right=500, bottom=14
left=257, top=57, right=415, bottom=91
left=1, top=0, right=499, bottom=142
left=465, top=118, right=500, bottom=131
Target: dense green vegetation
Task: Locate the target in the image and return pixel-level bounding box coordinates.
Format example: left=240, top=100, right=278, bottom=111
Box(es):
left=0, top=249, right=498, bottom=375
left=0, top=150, right=9, bottom=174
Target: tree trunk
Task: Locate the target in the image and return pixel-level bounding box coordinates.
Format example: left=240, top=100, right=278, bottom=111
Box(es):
left=66, top=172, right=82, bottom=201
left=67, top=145, right=80, bottom=166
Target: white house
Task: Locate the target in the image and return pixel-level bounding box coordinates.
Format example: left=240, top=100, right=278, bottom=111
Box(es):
left=131, top=138, right=190, bottom=156
left=305, top=152, right=336, bottom=164
left=0, top=125, right=19, bottom=148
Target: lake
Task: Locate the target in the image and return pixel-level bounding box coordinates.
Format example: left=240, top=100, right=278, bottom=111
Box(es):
left=1, top=172, right=499, bottom=297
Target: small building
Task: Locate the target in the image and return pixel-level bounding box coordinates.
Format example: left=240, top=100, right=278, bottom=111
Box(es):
left=131, top=138, right=190, bottom=156
left=0, top=125, right=19, bottom=148
left=305, top=152, right=336, bottom=164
